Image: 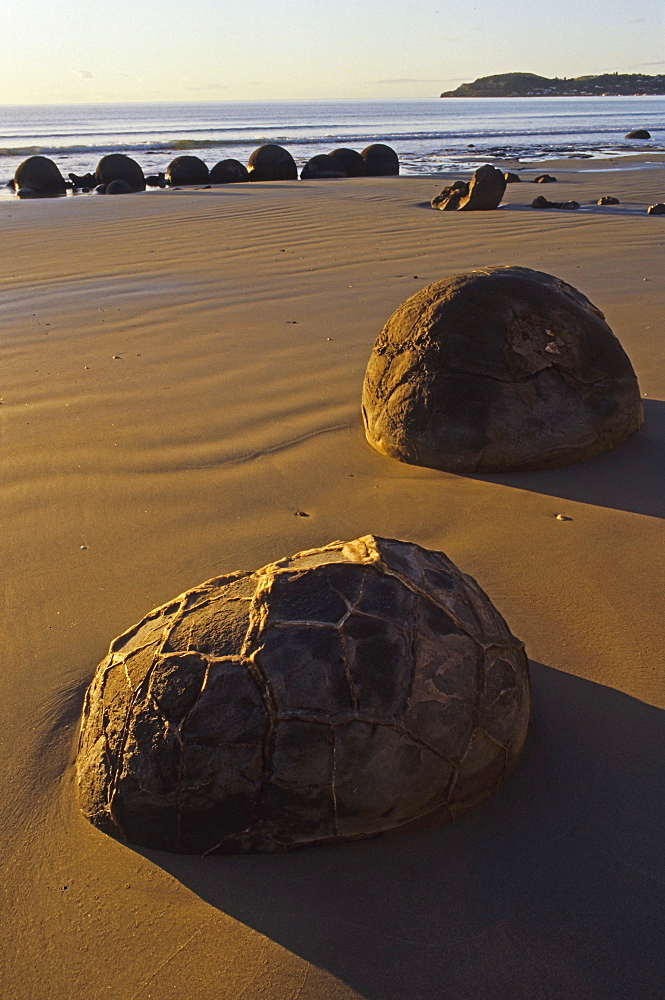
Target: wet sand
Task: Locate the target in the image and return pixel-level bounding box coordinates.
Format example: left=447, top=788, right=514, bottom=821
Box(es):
left=1, top=163, right=664, bottom=999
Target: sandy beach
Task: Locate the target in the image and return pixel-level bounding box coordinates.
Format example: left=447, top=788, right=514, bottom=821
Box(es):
left=1, top=161, right=664, bottom=999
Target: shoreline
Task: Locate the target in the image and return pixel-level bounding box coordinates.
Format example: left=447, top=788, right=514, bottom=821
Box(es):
left=1, top=160, right=663, bottom=999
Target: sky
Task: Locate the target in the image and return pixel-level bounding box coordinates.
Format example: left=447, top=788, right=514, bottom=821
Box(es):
left=1, top=0, right=663, bottom=104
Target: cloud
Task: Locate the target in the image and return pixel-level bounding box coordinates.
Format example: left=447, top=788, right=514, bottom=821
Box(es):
left=75, top=69, right=94, bottom=79
left=186, top=84, right=229, bottom=92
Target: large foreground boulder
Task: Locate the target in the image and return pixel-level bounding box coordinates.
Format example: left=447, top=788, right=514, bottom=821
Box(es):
left=95, top=154, right=146, bottom=192
left=14, top=155, right=67, bottom=197
left=362, top=267, right=643, bottom=472
left=209, top=159, right=249, bottom=184
left=247, top=144, right=298, bottom=181
left=361, top=143, right=399, bottom=176
left=166, top=155, right=209, bottom=186
left=77, top=535, right=530, bottom=853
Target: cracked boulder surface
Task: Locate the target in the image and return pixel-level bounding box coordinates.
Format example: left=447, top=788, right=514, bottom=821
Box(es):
left=362, top=266, right=643, bottom=472
left=77, top=535, right=530, bottom=854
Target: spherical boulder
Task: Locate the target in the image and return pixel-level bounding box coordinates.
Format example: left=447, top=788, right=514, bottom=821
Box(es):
left=77, top=535, right=530, bottom=854
left=14, top=155, right=67, bottom=197
left=247, top=144, right=298, bottom=182
left=166, top=155, right=209, bottom=186
left=209, top=159, right=249, bottom=184
left=361, top=143, right=399, bottom=176
left=300, top=154, right=347, bottom=179
left=95, top=154, right=146, bottom=192
left=362, top=267, right=643, bottom=473
left=106, top=179, right=133, bottom=195
left=329, top=147, right=367, bottom=177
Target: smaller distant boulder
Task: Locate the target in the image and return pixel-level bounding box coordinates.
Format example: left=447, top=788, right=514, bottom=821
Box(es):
left=300, top=154, right=347, bottom=179
left=504, top=172, right=521, bottom=183
left=247, top=144, right=298, bottom=182
left=69, top=171, right=96, bottom=190
left=625, top=129, right=651, bottom=139
left=531, top=196, right=580, bottom=210
left=329, top=148, right=367, bottom=177
left=534, top=174, right=557, bottom=183
left=209, top=159, right=249, bottom=184
left=96, top=154, right=146, bottom=192
left=361, top=143, right=399, bottom=176
left=597, top=196, right=620, bottom=205
left=145, top=172, right=167, bottom=188
left=14, top=155, right=67, bottom=197
left=647, top=203, right=665, bottom=215
left=106, top=179, right=133, bottom=195
left=166, top=156, right=209, bottom=186
left=431, top=180, right=468, bottom=210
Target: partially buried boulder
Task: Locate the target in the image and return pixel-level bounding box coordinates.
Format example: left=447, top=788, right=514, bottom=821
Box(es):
left=96, top=154, right=146, bottom=192
left=14, top=156, right=67, bottom=197
left=329, top=147, right=367, bottom=176
left=647, top=203, right=665, bottom=215
left=534, top=174, right=556, bottom=183
left=300, top=154, right=347, bottom=179
left=361, top=143, right=399, bottom=176
left=598, top=196, right=620, bottom=205
left=504, top=172, right=521, bottom=183
left=625, top=129, right=651, bottom=139
left=362, top=266, right=643, bottom=473
left=209, top=159, right=249, bottom=184
left=247, top=144, right=298, bottom=182
left=106, top=179, right=133, bottom=195
left=531, top=196, right=580, bottom=210
left=432, top=165, right=505, bottom=211
left=166, top=155, right=209, bottom=186
left=76, top=534, right=530, bottom=853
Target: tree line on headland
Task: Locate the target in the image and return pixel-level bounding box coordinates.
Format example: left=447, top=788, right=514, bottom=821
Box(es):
left=440, top=72, right=665, bottom=97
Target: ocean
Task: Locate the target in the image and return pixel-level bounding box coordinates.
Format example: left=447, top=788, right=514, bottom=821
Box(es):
left=1, top=96, right=664, bottom=192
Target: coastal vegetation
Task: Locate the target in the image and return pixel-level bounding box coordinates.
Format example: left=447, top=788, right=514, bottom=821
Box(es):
left=440, top=72, right=665, bottom=97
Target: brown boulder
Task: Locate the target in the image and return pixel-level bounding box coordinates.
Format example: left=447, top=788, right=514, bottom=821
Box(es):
left=329, top=147, right=367, bottom=176
left=598, top=196, right=620, bottom=205
left=166, top=155, right=209, bottom=186
left=247, top=144, right=298, bottom=182
left=504, top=172, right=521, bottom=183
left=76, top=535, right=530, bottom=853
left=300, top=154, right=347, bottom=179
left=14, top=155, right=67, bottom=197
left=362, top=266, right=643, bottom=473
left=209, top=159, right=249, bottom=184
left=96, top=154, right=146, bottom=192
left=531, top=196, right=580, bottom=210
left=361, top=143, right=399, bottom=176
left=647, top=203, right=665, bottom=215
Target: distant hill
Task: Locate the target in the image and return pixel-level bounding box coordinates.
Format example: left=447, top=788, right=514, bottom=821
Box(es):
left=440, top=72, right=665, bottom=97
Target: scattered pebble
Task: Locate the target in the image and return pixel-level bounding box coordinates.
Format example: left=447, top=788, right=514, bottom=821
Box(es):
left=295, top=511, right=310, bottom=517
left=555, top=514, right=573, bottom=521
left=80, top=544, right=88, bottom=550
left=112, top=355, right=122, bottom=360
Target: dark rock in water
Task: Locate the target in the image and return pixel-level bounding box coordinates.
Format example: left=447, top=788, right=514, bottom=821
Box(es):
left=647, top=203, right=665, bottom=215
left=106, top=179, right=133, bottom=195
left=166, top=155, right=209, bottom=186
left=432, top=165, right=505, bottom=211
left=300, top=154, right=347, bottom=179
left=95, top=154, right=146, bottom=192
left=531, top=196, right=580, bottom=210
left=431, top=181, right=468, bottom=210
left=76, top=534, right=530, bottom=854
left=329, top=147, right=367, bottom=177
left=247, top=144, right=298, bottom=182
left=361, top=143, right=399, bottom=176
left=625, top=129, right=651, bottom=139
left=534, top=174, right=557, bottom=183
left=14, top=156, right=67, bottom=197
left=209, top=159, right=249, bottom=184
left=361, top=266, right=643, bottom=473
left=504, top=172, right=521, bottom=183
left=458, top=164, right=506, bottom=210
left=598, top=196, right=620, bottom=205
left=145, top=172, right=167, bottom=188
left=69, top=172, right=97, bottom=190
